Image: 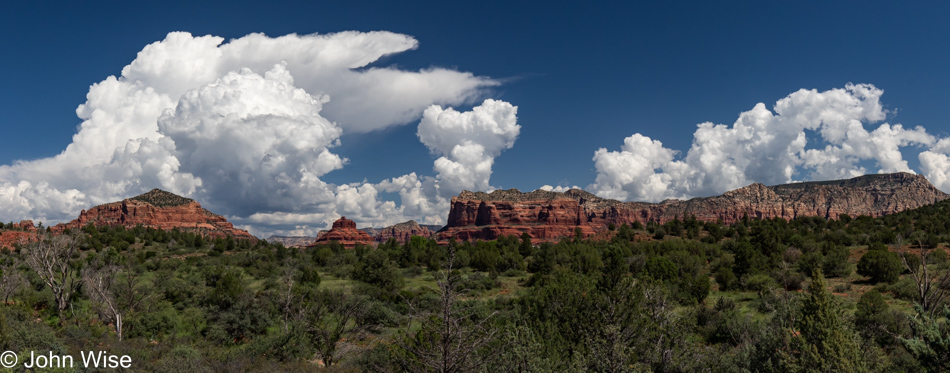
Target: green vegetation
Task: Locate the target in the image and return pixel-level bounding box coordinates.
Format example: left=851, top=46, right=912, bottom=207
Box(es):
left=130, top=188, right=195, bottom=207
left=857, top=247, right=902, bottom=284
left=1, top=198, right=950, bottom=372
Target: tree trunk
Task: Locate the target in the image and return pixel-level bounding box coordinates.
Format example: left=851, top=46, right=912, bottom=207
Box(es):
left=116, top=313, right=123, bottom=341
left=56, top=293, right=68, bottom=321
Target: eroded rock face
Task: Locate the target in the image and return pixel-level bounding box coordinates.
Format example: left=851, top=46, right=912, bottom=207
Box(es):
left=0, top=221, right=39, bottom=249
left=14, top=220, right=37, bottom=231
left=309, top=216, right=374, bottom=248
left=373, top=220, right=433, bottom=243
left=439, top=173, right=949, bottom=242
left=278, top=220, right=437, bottom=247
left=0, top=231, right=35, bottom=250
left=56, top=189, right=256, bottom=240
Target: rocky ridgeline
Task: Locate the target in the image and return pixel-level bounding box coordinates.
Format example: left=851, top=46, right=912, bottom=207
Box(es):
left=56, top=189, right=255, bottom=240
left=439, top=173, right=949, bottom=242
left=371, top=220, right=433, bottom=243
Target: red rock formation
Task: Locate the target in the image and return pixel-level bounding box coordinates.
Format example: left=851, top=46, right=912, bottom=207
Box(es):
left=309, top=216, right=374, bottom=248
left=56, top=189, right=256, bottom=240
left=0, top=221, right=39, bottom=250
left=0, top=231, right=36, bottom=250
left=275, top=221, right=435, bottom=247
left=439, top=173, right=949, bottom=242
left=373, top=220, right=433, bottom=243
left=14, top=220, right=37, bottom=231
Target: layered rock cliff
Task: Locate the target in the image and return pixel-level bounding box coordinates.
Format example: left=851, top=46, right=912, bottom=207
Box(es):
left=438, top=173, right=949, bottom=241
left=57, top=189, right=256, bottom=240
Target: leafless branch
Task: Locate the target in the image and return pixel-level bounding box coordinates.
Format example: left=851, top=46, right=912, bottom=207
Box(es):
left=83, top=264, right=124, bottom=340
left=0, top=262, right=25, bottom=304
left=22, top=231, right=83, bottom=321
left=899, top=236, right=950, bottom=319
left=394, top=246, right=499, bottom=373
left=308, top=289, right=368, bottom=367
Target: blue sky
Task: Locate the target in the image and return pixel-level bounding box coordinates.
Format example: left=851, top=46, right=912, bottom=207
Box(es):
left=2, top=1, right=950, bottom=235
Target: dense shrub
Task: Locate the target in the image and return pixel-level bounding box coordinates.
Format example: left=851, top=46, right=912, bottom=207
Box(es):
left=715, top=267, right=738, bottom=291
left=352, top=249, right=404, bottom=292
left=644, top=256, right=678, bottom=281
left=821, top=243, right=852, bottom=278
left=857, top=250, right=902, bottom=284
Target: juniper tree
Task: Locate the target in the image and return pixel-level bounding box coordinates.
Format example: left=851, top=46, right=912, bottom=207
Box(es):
left=791, top=269, right=867, bottom=373
left=901, top=305, right=950, bottom=372
left=857, top=249, right=902, bottom=284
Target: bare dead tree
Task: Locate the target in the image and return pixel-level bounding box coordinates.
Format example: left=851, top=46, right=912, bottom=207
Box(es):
left=307, top=289, right=367, bottom=367
left=394, top=247, right=499, bottom=373
left=899, top=235, right=950, bottom=319
left=82, top=265, right=124, bottom=340
left=585, top=276, right=643, bottom=373
left=83, top=255, right=153, bottom=342
left=0, top=263, right=25, bottom=304
left=114, top=260, right=152, bottom=318
left=641, top=283, right=679, bottom=369
left=279, top=260, right=301, bottom=333
left=22, top=231, right=83, bottom=320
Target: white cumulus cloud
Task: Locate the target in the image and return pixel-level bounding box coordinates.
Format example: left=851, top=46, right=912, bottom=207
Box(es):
left=157, top=63, right=346, bottom=216
left=539, top=185, right=580, bottom=192
left=0, top=31, right=506, bottom=236
left=919, top=138, right=950, bottom=192
left=417, top=99, right=520, bottom=198
left=590, top=83, right=939, bottom=202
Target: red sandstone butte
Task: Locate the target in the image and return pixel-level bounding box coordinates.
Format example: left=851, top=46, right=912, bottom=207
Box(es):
left=308, top=216, right=374, bottom=248
left=56, top=189, right=256, bottom=240
left=438, top=173, right=949, bottom=242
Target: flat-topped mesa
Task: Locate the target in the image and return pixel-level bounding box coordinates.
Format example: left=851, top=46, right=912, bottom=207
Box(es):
left=309, top=216, right=374, bottom=248
left=56, top=188, right=256, bottom=240
left=438, top=172, right=950, bottom=242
